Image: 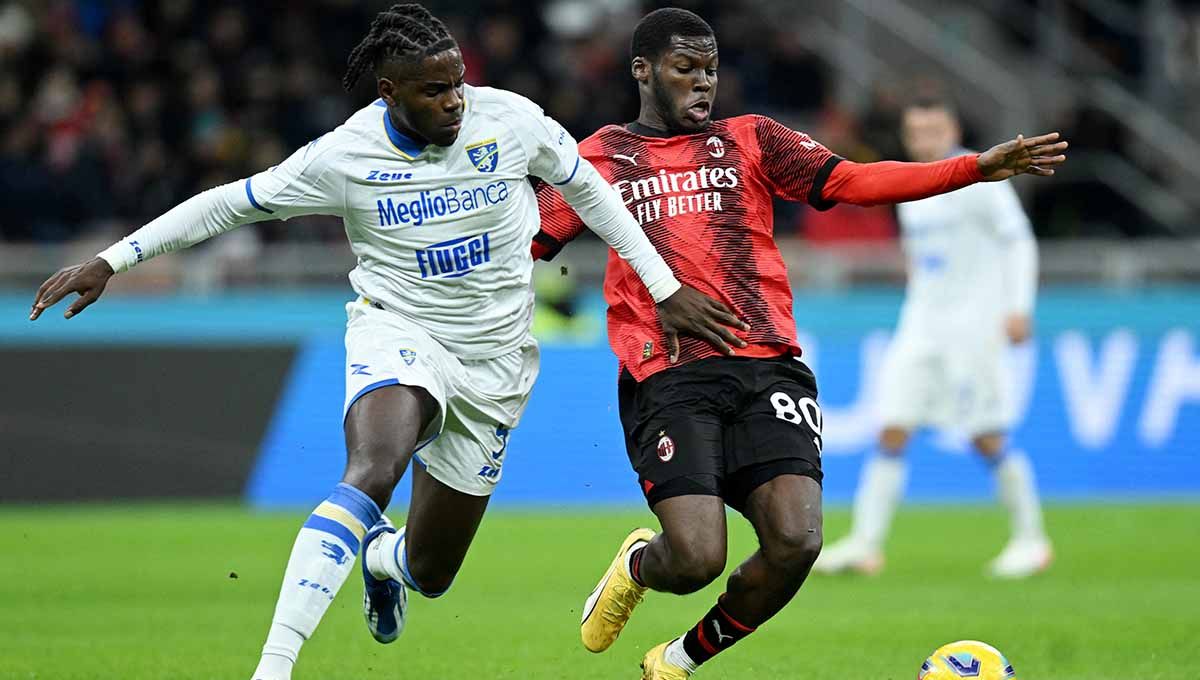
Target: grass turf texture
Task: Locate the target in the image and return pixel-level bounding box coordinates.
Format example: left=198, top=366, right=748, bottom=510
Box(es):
left=0, top=503, right=1196, bottom=679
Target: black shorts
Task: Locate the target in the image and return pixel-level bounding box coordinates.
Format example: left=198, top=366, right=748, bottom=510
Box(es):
left=618, top=354, right=823, bottom=513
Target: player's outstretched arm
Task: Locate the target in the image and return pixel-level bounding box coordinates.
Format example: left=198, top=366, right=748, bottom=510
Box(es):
left=28, top=180, right=259, bottom=321
left=820, top=133, right=1067, bottom=207
left=30, top=135, right=346, bottom=321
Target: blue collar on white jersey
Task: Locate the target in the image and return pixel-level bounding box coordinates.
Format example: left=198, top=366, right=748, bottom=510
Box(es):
left=378, top=101, right=427, bottom=160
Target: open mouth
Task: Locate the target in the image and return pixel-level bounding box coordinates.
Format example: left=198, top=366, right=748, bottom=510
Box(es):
left=685, top=100, right=711, bottom=123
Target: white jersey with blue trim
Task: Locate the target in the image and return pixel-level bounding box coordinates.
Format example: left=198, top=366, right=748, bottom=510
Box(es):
left=97, top=85, right=678, bottom=359
left=894, top=148, right=1038, bottom=343
left=261, top=86, right=579, bottom=358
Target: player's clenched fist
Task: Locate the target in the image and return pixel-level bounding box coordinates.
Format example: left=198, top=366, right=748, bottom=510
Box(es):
left=656, top=285, right=750, bottom=363
left=29, top=257, right=114, bottom=321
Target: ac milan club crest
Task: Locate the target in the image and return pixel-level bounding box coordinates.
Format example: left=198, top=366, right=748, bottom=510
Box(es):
left=706, top=136, right=725, bottom=158
left=657, top=432, right=675, bottom=462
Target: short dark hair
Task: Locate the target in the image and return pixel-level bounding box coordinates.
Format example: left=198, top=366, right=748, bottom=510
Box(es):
left=903, top=94, right=960, bottom=120
left=342, top=3, right=457, bottom=91
left=630, top=8, right=715, bottom=62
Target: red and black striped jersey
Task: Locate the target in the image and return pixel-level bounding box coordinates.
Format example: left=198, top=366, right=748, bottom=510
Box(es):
left=534, top=115, right=842, bottom=381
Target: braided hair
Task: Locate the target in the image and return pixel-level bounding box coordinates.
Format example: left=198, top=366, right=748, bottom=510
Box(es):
left=342, top=4, right=458, bottom=92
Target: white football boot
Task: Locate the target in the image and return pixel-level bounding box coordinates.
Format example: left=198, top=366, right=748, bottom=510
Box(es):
left=812, top=537, right=884, bottom=575
left=987, top=537, right=1052, bottom=578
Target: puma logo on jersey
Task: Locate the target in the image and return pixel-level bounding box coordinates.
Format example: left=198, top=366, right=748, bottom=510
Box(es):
left=613, top=153, right=639, bottom=165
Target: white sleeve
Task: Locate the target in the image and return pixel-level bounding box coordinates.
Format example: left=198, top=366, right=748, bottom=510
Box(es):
left=990, top=183, right=1038, bottom=315
left=97, top=136, right=347, bottom=273
left=517, top=103, right=583, bottom=186
left=554, top=158, right=681, bottom=303
left=510, top=101, right=679, bottom=301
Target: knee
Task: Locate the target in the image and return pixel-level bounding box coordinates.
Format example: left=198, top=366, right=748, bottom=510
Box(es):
left=879, top=427, right=910, bottom=455
left=973, top=433, right=1006, bottom=459
left=664, top=541, right=726, bottom=595
left=763, top=525, right=823, bottom=574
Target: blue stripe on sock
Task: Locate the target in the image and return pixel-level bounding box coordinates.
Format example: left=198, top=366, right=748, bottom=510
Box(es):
left=329, top=483, right=382, bottom=529
left=303, top=514, right=361, bottom=553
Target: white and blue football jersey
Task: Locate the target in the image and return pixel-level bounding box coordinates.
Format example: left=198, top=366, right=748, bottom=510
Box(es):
left=98, top=85, right=674, bottom=359
left=245, top=86, right=578, bottom=358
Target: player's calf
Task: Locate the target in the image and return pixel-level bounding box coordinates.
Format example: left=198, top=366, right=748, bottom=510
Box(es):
left=635, top=494, right=728, bottom=595
left=363, top=519, right=457, bottom=600
left=638, top=531, right=727, bottom=595
left=645, top=475, right=821, bottom=677
left=400, top=549, right=455, bottom=597
left=723, top=475, right=822, bottom=625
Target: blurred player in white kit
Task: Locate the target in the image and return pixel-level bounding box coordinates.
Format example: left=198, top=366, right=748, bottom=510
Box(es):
left=817, top=96, right=1052, bottom=579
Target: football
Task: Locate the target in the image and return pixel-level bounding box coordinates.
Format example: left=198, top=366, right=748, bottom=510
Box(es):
left=918, top=640, right=1016, bottom=679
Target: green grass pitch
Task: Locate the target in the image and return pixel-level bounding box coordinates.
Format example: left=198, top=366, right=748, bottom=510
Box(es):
left=1, top=502, right=1196, bottom=679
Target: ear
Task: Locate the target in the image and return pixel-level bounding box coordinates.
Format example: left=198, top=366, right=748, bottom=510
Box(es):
left=632, top=56, right=651, bottom=84
left=377, top=77, right=397, bottom=107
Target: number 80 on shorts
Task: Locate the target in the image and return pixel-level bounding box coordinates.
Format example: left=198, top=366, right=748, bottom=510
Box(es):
left=770, top=391, right=823, bottom=454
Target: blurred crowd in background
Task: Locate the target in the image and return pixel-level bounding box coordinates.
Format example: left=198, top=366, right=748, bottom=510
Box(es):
left=2, top=0, right=1200, bottom=249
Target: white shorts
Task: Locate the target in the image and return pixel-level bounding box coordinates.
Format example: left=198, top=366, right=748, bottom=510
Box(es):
left=876, top=331, right=1011, bottom=437
left=342, top=299, right=540, bottom=496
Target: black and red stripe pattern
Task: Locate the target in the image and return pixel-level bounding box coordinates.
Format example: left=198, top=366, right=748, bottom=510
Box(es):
left=535, top=115, right=839, bottom=381
left=681, top=595, right=757, bottom=665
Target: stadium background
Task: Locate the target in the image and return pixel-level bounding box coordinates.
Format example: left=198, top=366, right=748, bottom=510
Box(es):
left=1, top=1, right=1198, bottom=679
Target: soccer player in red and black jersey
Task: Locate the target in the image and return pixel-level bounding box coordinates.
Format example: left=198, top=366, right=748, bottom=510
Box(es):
left=533, top=9, right=1067, bottom=679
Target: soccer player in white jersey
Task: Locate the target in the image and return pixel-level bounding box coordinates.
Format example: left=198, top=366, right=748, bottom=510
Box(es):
left=28, top=5, right=749, bottom=679
left=817, top=96, right=1053, bottom=579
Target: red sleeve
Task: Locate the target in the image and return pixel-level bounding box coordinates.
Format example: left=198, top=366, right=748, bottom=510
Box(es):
left=821, top=155, right=985, bottom=207
left=531, top=179, right=587, bottom=261
left=752, top=115, right=844, bottom=210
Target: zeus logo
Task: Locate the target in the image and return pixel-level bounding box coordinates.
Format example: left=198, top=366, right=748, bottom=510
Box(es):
left=416, top=233, right=491, bottom=279
left=365, top=169, right=414, bottom=181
